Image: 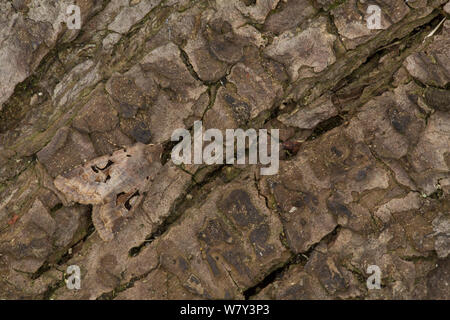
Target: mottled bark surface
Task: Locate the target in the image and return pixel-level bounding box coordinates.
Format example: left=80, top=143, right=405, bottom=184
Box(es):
left=0, top=0, right=449, bottom=300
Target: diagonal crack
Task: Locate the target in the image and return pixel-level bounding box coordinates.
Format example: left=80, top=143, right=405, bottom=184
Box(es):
left=243, top=225, right=342, bottom=299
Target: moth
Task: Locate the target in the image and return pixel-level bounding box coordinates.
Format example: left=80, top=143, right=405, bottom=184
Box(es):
left=54, top=143, right=163, bottom=241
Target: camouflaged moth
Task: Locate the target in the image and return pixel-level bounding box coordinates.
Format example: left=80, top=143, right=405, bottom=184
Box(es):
left=54, top=143, right=162, bottom=241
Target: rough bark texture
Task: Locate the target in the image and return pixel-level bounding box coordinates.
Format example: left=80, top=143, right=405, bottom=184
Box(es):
left=0, top=0, right=449, bottom=300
